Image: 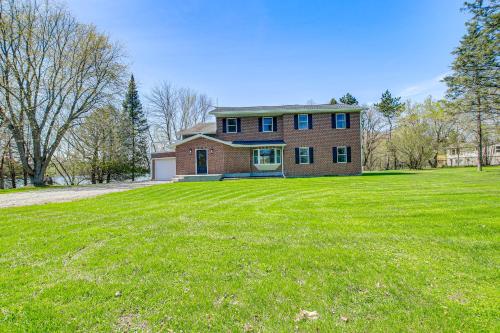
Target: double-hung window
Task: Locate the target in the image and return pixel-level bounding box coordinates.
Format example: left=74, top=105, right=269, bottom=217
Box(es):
left=298, top=114, right=309, bottom=130
left=226, top=118, right=237, bottom=133
left=336, top=113, right=346, bottom=129
left=253, top=148, right=281, bottom=165
left=299, top=147, right=310, bottom=164
left=337, top=146, right=347, bottom=163
left=262, top=117, right=273, bottom=132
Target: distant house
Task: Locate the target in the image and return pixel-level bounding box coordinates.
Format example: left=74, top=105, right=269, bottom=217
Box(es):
left=151, top=104, right=365, bottom=181
left=446, top=143, right=500, bottom=167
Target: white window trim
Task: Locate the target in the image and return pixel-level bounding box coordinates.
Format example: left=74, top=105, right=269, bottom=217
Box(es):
left=226, top=118, right=238, bottom=133
left=299, top=147, right=310, bottom=164
left=253, top=148, right=281, bottom=165
left=336, top=113, right=346, bottom=129
left=298, top=114, right=309, bottom=130
left=262, top=117, right=274, bottom=132
left=337, top=146, right=347, bottom=163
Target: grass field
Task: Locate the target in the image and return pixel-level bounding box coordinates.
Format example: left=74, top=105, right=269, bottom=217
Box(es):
left=0, top=167, right=499, bottom=332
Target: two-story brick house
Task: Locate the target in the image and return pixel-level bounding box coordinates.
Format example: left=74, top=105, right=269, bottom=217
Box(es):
left=151, top=104, right=364, bottom=180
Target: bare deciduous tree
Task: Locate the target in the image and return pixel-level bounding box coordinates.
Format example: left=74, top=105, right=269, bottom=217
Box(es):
left=0, top=0, right=126, bottom=185
left=148, top=82, right=178, bottom=143
left=361, top=107, right=384, bottom=170
left=147, top=81, right=213, bottom=144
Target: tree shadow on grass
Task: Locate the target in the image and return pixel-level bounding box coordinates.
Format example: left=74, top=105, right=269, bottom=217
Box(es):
left=362, top=172, right=416, bottom=176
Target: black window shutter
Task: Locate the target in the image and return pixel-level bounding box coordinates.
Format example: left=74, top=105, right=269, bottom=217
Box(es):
left=295, top=148, right=299, bottom=164
left=308, top=114, right=313, bottom=129
left=347, top=146, right=352, bottom=162
left=237, top=118, right=241, bottom=132
left=332, top=147, right=338, bottom=163
left=258, top=117, right=263, bottom=132
left=309, top=147, right=314, bottom=163
left=346, top=113, right=351, bottom=128
left=222, top=118, right=227, bottom=133
left=331, top=114, right=336, bottom=128
left=294, top=115, right=298, bottom=129
left=273, top=117, right=277, bottom=132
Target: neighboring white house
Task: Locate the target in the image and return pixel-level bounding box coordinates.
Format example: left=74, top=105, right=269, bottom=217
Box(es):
left=446, top=143, right=500, bottom=167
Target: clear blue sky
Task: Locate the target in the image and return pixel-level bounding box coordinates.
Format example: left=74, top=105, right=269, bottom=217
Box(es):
left=67, top=0, right=467, bottom=106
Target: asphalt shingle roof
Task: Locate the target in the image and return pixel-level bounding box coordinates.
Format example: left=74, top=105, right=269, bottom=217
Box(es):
left=177, top=122, right=216, bottom=136
left=210, top=104, right=364, bottom=116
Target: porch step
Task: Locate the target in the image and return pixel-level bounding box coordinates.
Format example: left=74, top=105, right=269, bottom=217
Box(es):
left=172, top=174, right=223, bottom=182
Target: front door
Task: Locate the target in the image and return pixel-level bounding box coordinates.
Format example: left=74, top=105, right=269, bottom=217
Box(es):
left=196, top=149, right=208, bottom=174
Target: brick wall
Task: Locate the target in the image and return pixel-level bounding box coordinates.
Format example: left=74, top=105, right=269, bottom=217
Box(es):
left=223, top=146, right=253, bottom=173
left=282, top=113, right=362, bottom=176
left=176, top=138, right=226, bottom=175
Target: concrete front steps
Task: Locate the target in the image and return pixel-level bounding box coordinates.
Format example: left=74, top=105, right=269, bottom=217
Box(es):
left=171, top=174, right=223, bottom=183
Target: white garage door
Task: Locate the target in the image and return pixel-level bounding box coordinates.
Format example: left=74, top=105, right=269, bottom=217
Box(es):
left=154, top=158, right=176, bottom=180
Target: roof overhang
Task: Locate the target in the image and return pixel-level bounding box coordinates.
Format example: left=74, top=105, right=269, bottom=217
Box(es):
left=210, top=105, right=366, bottom=117
left=169, top=134, right=287, bottom=148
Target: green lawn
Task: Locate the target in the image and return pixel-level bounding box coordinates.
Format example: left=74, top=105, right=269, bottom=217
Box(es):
left=0, top=168, right=499, bottom=332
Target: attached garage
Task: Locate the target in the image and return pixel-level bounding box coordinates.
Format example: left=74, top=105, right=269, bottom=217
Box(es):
left=151, top=152, right=176, bottom=181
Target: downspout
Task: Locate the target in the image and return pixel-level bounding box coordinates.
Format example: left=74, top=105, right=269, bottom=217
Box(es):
left=281, top=147, right=285, bottom=178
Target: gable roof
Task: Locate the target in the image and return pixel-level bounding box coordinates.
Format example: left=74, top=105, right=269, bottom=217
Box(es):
left=177, top=122, right=216, bottom=136
left=210, top=104, right=365, bottom=117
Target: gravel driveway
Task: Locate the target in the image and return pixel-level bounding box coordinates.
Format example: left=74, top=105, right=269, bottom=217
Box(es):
left=0, top=181, right=168, bottom=208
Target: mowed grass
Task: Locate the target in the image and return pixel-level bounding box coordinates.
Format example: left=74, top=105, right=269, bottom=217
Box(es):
left=0, top=168, right=499, bottom=332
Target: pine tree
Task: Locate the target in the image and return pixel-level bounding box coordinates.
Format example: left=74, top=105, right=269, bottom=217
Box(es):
left=444, top=0, right=499, bottom=171
left=375, top=90, right=403, bottom=138
left=339, top=93, right=359, bottom=105
left=329, top=98, right=338, bottom=105
left=122, top=75, right=149, bottom=181
left=374, top=90, right=404, bottom=169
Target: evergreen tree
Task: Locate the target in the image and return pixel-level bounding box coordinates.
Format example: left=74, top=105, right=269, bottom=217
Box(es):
left=375, top=90, right=404, bottom=138
left=329, top=98, right=338, bottom=105
left=444, top=0, right=499, bottom=171
left=339, top=93, right=359, bottom=105
left=122, top=75, right=149, bottom=181
left=374, top=90, right=404, bottom=169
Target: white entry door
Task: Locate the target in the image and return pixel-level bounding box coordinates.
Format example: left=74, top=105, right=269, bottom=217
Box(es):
left=154, top=158, right=176, bottom=180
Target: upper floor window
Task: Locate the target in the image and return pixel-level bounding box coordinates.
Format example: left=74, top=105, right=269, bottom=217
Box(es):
left=262, top=117, right=274, bottom=132
left=298, top=114, right=309, bottom=130
left=226, top=118, right=238, bottom=133
left=332, top=113, right=350, bottom=129
left=336, top=113, right=346, bottom=129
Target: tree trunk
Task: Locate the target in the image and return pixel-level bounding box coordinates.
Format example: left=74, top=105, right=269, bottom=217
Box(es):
left=0, top=154, right=5, bottom=189
left=106, top=171, right=111, bottom=183
left=476, top=105, right=483, bottom=172
left=91, top=167, right=97, bottom=184
left=131, top=134, right=136, bottom=182
left=8, top=142, right=16, bottom=188
left=386, top=120, right=393, bottom=170
left=31, top=163, right=46, bottom=187
left=23, top=170, right=28, bottom=186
